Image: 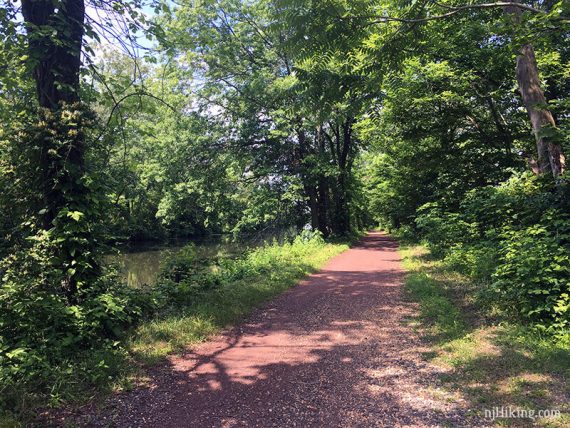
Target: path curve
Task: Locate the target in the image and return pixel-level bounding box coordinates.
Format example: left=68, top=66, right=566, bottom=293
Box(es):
left=82, top=232, right=478, bottom=427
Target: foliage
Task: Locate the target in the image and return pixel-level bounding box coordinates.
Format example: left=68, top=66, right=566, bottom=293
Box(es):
left=415, top=173, right=570, bottom=331
left=401, top=246, right=569, bottom=426
left=493, top=217, right=570, bottom=330
left=0, top=232, right=148, bottom=419
left=130, top=231, right=345, bottom=362
left=152, top=230, right=325, bottom=313
left=360, top=49, right=527, bottom=229
left=1, top=0, right=570, bottom=423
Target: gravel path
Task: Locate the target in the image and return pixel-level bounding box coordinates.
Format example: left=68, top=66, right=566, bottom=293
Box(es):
left=75, top=232, right=481, bottom=427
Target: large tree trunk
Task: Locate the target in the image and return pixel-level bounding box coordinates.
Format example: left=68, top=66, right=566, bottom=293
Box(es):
left=21, top=0, right=92, bottom=303
left=505, top=3, right=566, bottom=178
left=21, top=0, right=84, bottom=108
left=515, top=44, right=565, bottom=177
left=21, top=0, right=87, bottom=227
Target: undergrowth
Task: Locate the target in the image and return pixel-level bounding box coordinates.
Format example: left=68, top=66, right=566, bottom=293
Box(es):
left=1, top=231, right=349, bottom=426
left=129, top=230, right=349, bottom=363
left=401, top=246, right=570, bottom=427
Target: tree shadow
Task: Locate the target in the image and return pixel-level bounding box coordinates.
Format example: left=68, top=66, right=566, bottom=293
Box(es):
left=401, top=246, right=569, bottom=425
left=434, top=327, right=570, bottom=425
left=95, top=277, right=475, bottom=426
left=46, top=232, right=484, bottom=427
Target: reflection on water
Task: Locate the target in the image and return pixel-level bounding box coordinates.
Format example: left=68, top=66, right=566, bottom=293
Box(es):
left=107, top=240, right=244, bottom=288
left=106, top=229, right=298, bottom=288
left=106, top=240, right=245, bottom=288
left=107, top=249, right=174, bottom=288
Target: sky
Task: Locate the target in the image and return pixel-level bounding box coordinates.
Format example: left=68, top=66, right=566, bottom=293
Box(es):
left=85, top=1, right=162, bottom=59
left=7, top=0, right=164, bottom=58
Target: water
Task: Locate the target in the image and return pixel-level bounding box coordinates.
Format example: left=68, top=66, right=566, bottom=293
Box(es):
left=107, top=229, right=297, bottom=288
left=107, top=239, right=243, bottom=288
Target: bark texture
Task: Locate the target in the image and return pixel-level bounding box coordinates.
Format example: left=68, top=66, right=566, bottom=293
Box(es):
left=21, top=0, right=92, bottom=303
left=515, top=43, right=565, bottom=177
left=505, top=2, right=566, bottom=178
left=21, top=0, right=85, bottom=108
left=21, top=0, right=87, bottom=228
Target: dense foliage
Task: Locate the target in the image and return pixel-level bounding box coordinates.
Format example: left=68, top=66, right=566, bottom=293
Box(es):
left=357, top=2, right=570, bottom=332
left=0, top=0, right=568, bottom=422
left=0, top=230, right=339, bottom=420
left=416, top=174, right=570, bottom=329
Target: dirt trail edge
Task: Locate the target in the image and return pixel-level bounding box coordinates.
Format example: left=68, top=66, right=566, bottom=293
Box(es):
left=76, top=232, right=482, bottom=427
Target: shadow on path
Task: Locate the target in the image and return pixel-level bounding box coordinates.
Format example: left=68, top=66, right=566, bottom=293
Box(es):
left=77, top=232, right=481, bottom=427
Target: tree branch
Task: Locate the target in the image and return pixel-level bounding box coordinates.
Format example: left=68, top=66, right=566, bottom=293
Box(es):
left=364, top=2, right=549, bottom=25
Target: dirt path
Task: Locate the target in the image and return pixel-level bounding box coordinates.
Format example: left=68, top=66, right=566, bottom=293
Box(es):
left=81, top=232, right=480, bottom=427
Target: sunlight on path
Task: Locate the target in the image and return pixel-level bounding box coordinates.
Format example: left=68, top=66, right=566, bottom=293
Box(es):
left=93, top=232, right=482, bottom=427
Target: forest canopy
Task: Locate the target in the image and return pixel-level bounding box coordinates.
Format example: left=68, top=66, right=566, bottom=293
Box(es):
left=0, top=0, right=569, bottom=422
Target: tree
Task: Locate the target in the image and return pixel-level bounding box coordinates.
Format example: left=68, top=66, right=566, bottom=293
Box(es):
left=16, top=0, right=97, bottom=302
left=8, top=0, right=154, bottom=300
left=164, top=0, right=371, bottom=235
left=279, top=0, right=567, bottom=178
left=505, top=2, right=566, bottom=177
left=390, top=0, right=567, bottom=178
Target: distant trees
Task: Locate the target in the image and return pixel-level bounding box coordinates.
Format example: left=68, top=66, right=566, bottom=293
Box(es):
left=164, top=0, right=371, bottom=236
left=0, top=0, right=568, bottom=421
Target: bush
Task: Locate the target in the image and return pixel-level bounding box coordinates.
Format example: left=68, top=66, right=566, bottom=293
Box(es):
left=492, top=216, right=570, bottom=330
left=150, top=231, right=327, bottom=313
left=0, top=232, right=149, bottom=419
left=443, top=243, right=498, bottom=283
left=415, top=202, right=475, bottom=257
left=153, top=245, right=222, bottom=309
left=414, top=172, right=570, bottom=332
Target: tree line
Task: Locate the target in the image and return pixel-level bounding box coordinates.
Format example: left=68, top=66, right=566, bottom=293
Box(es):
left=0, top=0, right=568, bottom=421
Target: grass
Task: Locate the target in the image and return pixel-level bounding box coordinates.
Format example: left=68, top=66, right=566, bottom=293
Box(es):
left=401, top=246, right=570, bottom=427
left=2, top=235, right=350, bottom=426
left=128, top=237, right=349, bottom=364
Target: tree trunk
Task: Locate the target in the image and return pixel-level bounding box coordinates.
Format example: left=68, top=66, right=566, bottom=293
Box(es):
left=505, top=3, right=566, bottom=178
left=515, top=44, right=565, bottom=177
left=21, top=0, right=92, bottom=303
left=329, top=118, right=354, bottom=236
left=21, top=0, right=87, bottom=228
left=316, top=178, right=329, bottom=236
left=315, top=125, right=330, bottom=236
left=21, top=0, right=85, bottom=109
left=296, top=129, right=321, bottom=231
left=331, top=171, right=350, bottom=236
left=307, top=187, right=320, bottom=231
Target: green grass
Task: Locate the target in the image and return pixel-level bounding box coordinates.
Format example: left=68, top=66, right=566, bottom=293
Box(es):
left=3, top=236, right=350, bottom=426
left=401, top=246, right=570, bottom=427
left=129, top=237, right=349, bottom=364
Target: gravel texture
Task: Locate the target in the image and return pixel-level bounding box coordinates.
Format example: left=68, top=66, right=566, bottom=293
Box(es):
left=58, top=232, right=485, bottom=427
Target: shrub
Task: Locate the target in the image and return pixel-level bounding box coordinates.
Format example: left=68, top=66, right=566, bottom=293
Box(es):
left=415, top=202, right=475, bottom=257
left=492, top=214, right=570, bottom=330
left=414, top=172, right=570, bottom=332
left=443, top=243, right=498, bottom=283
left=150, top=231, right=327, bottom=313
left=154, top=245, right=222, bottom=309
left=0, top=232, right=148, bottom=418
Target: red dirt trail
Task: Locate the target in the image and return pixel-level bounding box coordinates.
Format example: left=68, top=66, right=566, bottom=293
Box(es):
left=75, top=232, right=478, bottom=427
